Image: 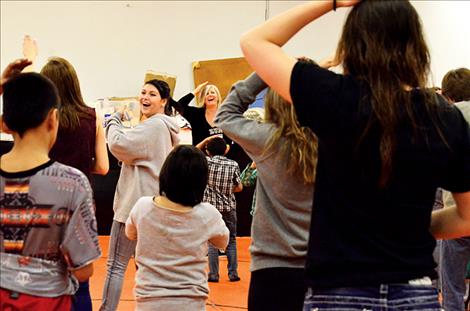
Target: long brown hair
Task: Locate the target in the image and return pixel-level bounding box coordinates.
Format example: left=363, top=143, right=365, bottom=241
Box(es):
left=40, top=57, right=93, bottom=130
left=264, top=88, right=318, bottom=184
left=336, top=0, right=437, bottom=187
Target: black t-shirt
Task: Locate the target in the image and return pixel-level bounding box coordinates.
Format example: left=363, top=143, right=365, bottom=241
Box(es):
left=178, top=93, right=231, bottom=147
left=291, top=61, right=470, bottom=288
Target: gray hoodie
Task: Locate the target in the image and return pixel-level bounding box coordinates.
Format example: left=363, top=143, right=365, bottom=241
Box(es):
left=215, top=73, right=314, bottom=272
left=106, top=112, right=179, bottom=223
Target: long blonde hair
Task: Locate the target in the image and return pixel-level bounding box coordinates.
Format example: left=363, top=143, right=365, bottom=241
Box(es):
left=264, top=88, right=318, bottom=184
left=196, top=84, right=222, bottom=108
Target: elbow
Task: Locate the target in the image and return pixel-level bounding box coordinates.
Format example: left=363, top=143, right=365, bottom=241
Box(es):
left=125, top=227, right=137, bottom=241
left=93, top=163, right=109, bottom=175
left=73, top=264, right=94, bottom=282
left=240, top=33, right=252, bottom=55
left=126, top=233, right=137, bottom=241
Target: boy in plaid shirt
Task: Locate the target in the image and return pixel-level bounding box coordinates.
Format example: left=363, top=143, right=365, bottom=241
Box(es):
left=197, top=136, right=243, bottom=282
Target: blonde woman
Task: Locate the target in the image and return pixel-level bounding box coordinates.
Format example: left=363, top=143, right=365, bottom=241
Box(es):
left=178, top=83, right=227, bottom=146
left=214, top=69, right=318, bottom=310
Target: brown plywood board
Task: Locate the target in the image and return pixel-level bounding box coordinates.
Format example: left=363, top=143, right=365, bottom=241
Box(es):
left=144, top=71, right=177, bottom=97
left=192, top=57, right=253, bottom=101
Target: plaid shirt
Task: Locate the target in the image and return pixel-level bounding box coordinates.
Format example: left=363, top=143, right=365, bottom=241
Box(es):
left=203, top=155, right=241, bottom=212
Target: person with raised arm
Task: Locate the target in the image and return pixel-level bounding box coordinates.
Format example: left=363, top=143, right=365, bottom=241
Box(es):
left=240, top=1, right=470, bottom=310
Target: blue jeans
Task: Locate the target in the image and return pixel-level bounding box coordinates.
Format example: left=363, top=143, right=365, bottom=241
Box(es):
left=441, top=237, right=470, bottom=311
left=303, top=283, right=441, bottom=311
left=208, top=209, right=238, bottom=279
left=100, top=220, right=136, bottom=311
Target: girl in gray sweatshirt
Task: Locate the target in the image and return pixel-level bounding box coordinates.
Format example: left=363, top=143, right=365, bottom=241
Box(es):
left=100, top=79, right=180, bottom=311
left=215, top=72, right=318, bottom=310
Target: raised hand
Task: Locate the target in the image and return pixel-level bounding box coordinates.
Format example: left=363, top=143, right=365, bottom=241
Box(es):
left=319, top=53, right=340, bottom=69
left=0, top=58, right=33, bottom=94
left=23, top=35, right=38, bottom=62
left=193, top=81, right=209, bottom=97
left=336, top=0, right=361, bottom=9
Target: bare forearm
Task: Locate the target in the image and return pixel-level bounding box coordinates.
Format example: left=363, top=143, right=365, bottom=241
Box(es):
left=72, top=263, right=94, bottom=282
left=241, top=1, right=332, bottom=48
left=431, top=206, right=470, bottom=239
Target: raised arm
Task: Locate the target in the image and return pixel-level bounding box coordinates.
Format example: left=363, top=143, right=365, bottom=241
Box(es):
left=91, top=115, right=109, bottom=175
left=214, top=72, right=270, bottom=157
left=175, top=81, right=208, bottom=114
left=22, top=35, right=38, bottom=72
left=240, top=0, right=358, bottom=103
left=106, top=112, right=173, bottom=165
left=0, top=58, right=32, bottom=95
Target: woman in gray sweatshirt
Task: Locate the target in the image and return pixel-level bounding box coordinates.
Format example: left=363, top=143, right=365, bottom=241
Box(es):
left=100, top=79, right=180, bottom=311
left=215, top=72, right=318, bottom=311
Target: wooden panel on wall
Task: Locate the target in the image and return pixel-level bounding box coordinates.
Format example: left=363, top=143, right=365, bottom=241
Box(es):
left=144, top=71, right=177, bottom=97
left=192, top=57, right=253, bottom=101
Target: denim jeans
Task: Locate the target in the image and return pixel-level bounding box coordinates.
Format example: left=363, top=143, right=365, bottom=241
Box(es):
left=303, top=283, right=442, bottom=311
left=441, top=237, right=470, bottom=311
left=100, top=220, right=137, bottom=311
left=208, top=209, right=238, bottom=279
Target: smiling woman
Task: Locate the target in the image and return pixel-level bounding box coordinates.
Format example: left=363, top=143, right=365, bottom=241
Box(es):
left=176, top=82, right=229, bottom=146
left=100, top=78, right=181, bottom=311
left=138, top=79, right=173, bottom=120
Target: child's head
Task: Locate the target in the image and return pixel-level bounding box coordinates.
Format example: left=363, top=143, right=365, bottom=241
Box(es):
left=441, top=68, right=470, bottom=103
left=206, top=137, right=228, bottom=156
left=2, top=72, right=59, bottom=140
left=159, top=145, right=208, bottom=206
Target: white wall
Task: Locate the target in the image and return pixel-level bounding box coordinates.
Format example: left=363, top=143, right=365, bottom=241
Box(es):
left=1, top=1, right=469, bottom=103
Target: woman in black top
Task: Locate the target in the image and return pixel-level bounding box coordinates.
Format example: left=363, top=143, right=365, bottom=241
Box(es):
left=177, top=83, right=229, bottom=146
left=240, top=0, right=470, bottom=310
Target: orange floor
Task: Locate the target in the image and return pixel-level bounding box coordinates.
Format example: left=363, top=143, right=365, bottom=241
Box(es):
left=90, top=236, right=251, bottom=310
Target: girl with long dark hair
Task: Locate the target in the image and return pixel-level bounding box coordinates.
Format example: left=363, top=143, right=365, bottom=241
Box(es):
left=240, top=1, right=470, bottom=310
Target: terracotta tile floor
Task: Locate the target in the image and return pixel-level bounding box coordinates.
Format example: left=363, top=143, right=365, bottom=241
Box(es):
left=90, top=236, right=251, bottom=310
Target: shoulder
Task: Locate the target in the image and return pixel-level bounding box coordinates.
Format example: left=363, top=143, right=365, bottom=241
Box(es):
left=85, top=106, right=96, bottom=116
left=291, top=61, right=348, bottom=90
left=226, top=158, right=239, bottom=167
left=456, top=100, right=470, bottom=124
left=193, top=202, right=220, bottom=218
left=131, top=196, right=154, bottom=215
left=149, top=114, right=178, bottom=126
left=48, top=162, right=91, bottom=189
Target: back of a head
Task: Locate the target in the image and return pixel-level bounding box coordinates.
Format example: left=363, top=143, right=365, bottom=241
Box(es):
left=337, top=0, right=432, bottom=187
left=338, top=0, right=429, bottom=85
left=206, top=137, right=227, bottom=156
left=3, top=72, right=59, bottom=138
left=40, top=57, right=88, bottom=129
left=441, top=68, right=470, bottom=103
left=159, top=145, right=208, bottom=206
